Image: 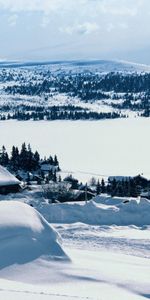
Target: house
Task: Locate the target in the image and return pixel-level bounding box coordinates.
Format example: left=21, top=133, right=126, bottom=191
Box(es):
left=133, top=175, right=149, bottom=188
left=40, top=163, right=58, bottom=173
left=140, top=191, right=150, bottom=200
left=0, top=165, right=21, bottom=194
left=108, top=176, right=132, bottom=182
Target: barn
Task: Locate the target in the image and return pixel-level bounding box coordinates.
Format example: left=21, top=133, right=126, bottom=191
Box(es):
left=0, top=165, right=21, bottom=194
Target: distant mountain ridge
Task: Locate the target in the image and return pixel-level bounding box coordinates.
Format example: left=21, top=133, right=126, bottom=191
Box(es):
left=0, top=59, right=150, bottom=73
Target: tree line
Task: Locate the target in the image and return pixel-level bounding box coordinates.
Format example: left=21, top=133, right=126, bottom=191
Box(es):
left=0, top=143, right=59, bottom=172
left=0, top=109, right=124, bottom=121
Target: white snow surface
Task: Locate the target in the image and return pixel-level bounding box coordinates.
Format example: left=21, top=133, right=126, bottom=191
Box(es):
left=0, top=198, right=150, bottom=299
left=0, top=201, right=68, bottom=269
left=0, top=165, right=20, bottom=186
left=0, top=232, right=149, bottom=300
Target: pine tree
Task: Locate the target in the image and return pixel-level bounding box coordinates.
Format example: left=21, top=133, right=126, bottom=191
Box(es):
left=54, top=155, right=58, bottom=166
left=110, top=178, right=117, bottom=197
left=53, top=170, right=57, bottom=182
left=0, top=146, right=9, bottom=166
left=10, top=146, right=20, bottom=171
left=34, top=151, right=40, bottom=165
left=49, top=156, right=54, bottom=165
left=96, top=180, right=101, bottom=195
left=101, top=178, right=106, bottom=193
left=20, top=143, right=28, bottom=170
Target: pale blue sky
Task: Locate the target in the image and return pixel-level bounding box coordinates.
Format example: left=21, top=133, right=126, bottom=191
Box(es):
left=0, top=0, right=150, bottom=63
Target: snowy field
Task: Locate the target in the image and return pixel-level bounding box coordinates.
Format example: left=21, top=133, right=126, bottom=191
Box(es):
left=0, top=117, right=150, bottom=181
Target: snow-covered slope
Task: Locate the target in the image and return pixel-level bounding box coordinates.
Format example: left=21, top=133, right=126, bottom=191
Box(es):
left=0, top=201, right=68, bottom=269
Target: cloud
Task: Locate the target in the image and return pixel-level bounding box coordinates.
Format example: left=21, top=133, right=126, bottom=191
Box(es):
left=106, top=22, right=128, bottom=33
left=106, top=23, right=115, bottom=33
left=0, top=0, right=71, bottom=13
left=8, top=14, right=18, bottom=26
left=40, top=15, right=50, bottom=28
left=0, top=0, right=145, bottom=16
left=0, top=0, right=150, bottom=63
left=60, top=22, right=99, bottom=35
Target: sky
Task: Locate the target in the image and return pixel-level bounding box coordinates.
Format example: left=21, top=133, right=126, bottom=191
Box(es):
left=0, top=0, right=150, bottom=63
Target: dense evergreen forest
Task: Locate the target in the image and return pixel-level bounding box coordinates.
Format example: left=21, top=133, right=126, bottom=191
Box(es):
left=5, top=72, right=150, bottom=96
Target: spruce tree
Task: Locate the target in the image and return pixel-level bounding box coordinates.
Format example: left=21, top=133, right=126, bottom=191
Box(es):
left=101, top=179, right=106, bottom=193
left=96, top=180, right=101, bottom=195
left=0, top=146, right=9, bottom=166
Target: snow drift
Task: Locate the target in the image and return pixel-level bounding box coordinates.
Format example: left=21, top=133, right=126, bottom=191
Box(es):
left=39, top=196, right=150, bottom=226
left=0, top=201, right=68, bottom=269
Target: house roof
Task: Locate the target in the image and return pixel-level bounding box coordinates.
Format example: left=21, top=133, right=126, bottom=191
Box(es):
left=0, top=165, right=20, bottom=187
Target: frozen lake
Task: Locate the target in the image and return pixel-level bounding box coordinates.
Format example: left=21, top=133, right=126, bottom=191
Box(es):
left=0, top=118, right=150, bottom=181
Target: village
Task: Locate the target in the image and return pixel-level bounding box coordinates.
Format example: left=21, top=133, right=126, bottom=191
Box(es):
left=0, top=144, right=150, bottom=202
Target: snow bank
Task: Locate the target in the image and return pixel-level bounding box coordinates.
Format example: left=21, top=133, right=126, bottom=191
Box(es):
left=39, top=196, right=150, bottom=226
left=0, top=165, right=20, bottom=186
left=0, top=201, right=68, bottom=269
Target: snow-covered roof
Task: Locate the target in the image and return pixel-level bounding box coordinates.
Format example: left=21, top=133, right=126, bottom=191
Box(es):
left=0, top=165, right=20, bottom=187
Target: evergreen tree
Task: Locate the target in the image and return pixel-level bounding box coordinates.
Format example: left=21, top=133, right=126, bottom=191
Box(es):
left=10, top=146, right=20, bottom=171
left=34, top=151, right=40, bottom=165
left=20, top=143, right=28, bottom=170
left=96, top=179, right=101, bottom=195
left=49, top=156, right=54, bottom=165
left=54, top=155, right=59, bottom=166
left=53, top=170, right=57, bottom=182
left=110, top=178, right=117, bottom=197
left=48, top=169, right=53, bottom=181
left=0, top=146, right=9, bottom=166
left=101, top=178, right=106, bottom=193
